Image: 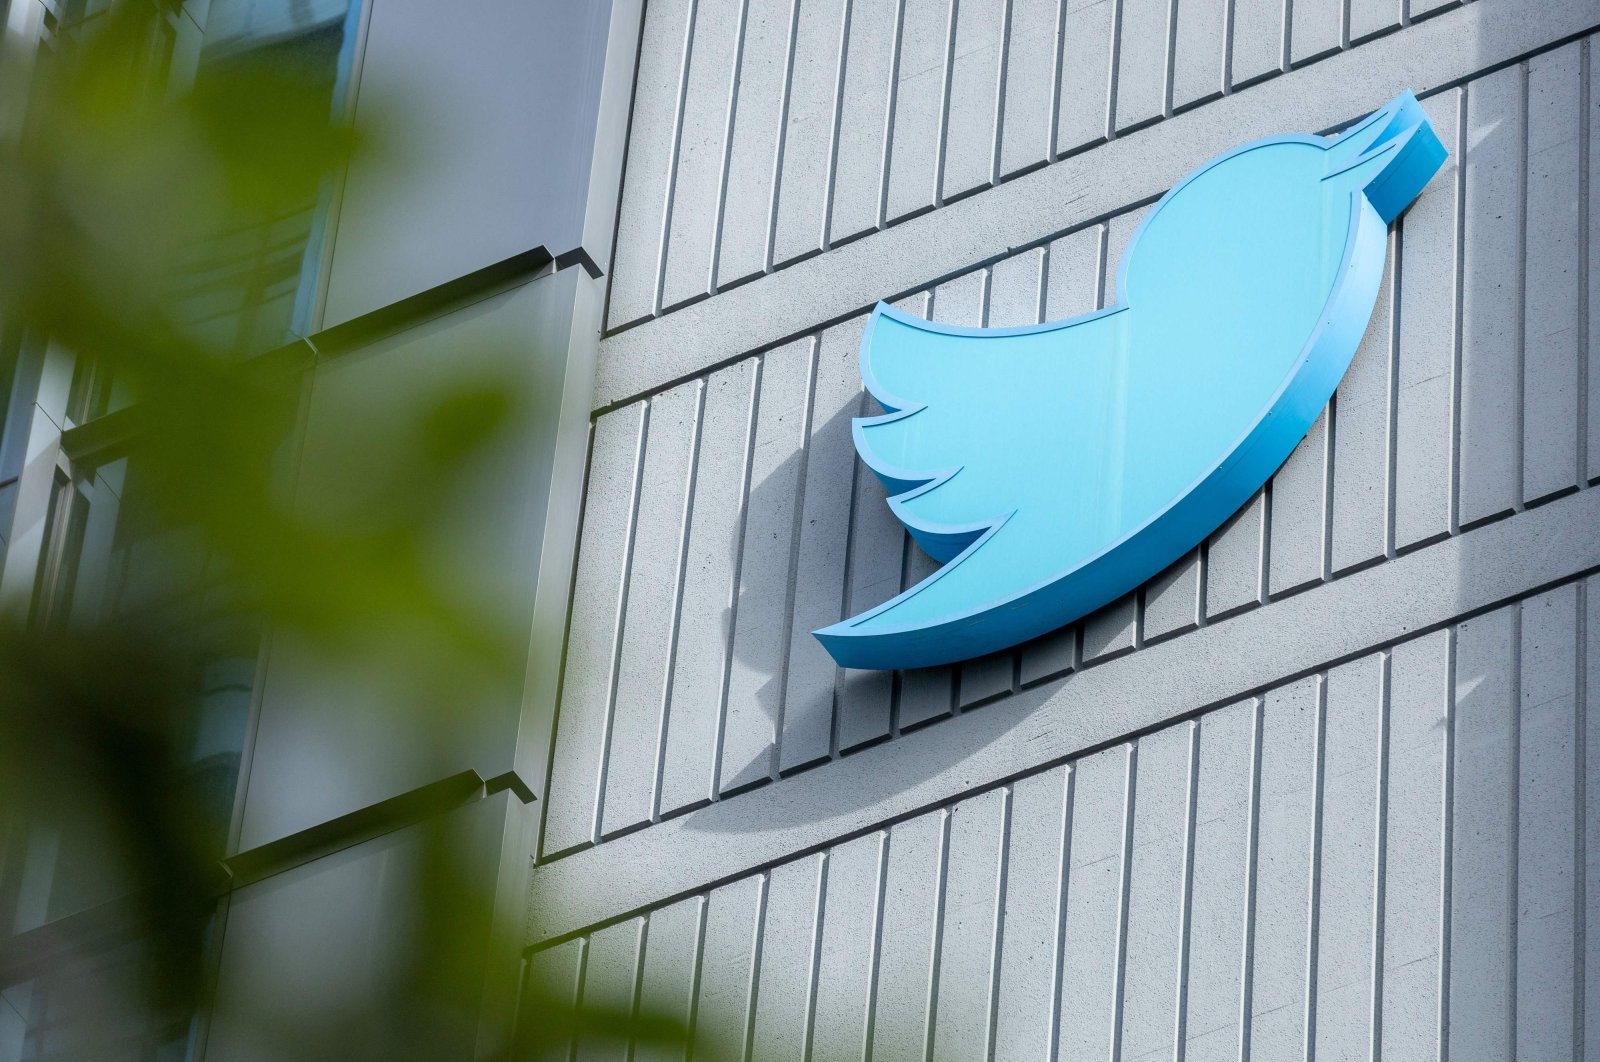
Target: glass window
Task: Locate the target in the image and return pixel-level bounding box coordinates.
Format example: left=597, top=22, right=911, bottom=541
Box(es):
left=172, top=0, right=364, bottom=354
left=0, top=441, right=260, bottom=1061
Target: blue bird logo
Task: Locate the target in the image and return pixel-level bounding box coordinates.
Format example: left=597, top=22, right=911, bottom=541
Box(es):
left=815, top=91, right=1448, bottom=671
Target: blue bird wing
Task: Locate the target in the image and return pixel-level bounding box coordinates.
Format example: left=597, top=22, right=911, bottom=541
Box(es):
left=850, top=303, right=1129, bottom=625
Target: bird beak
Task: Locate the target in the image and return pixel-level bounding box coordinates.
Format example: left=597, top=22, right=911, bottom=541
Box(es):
left=1323, top=90, right=1449, bottom=223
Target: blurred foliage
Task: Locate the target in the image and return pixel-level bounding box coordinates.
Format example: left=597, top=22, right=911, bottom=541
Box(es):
left=0, top=4, right=696, bottom=1059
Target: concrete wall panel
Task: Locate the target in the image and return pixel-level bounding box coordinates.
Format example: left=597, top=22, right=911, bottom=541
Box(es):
left=601, top=382, right=701, bottom=838
left=829, top=0, right=900, bottom=243
left=608, top=0, right=696, bottom=328
left=812, top=831, right=887, bottom=1060
left=1458, top=64, right=1524, bottom=528
left=991, top=766, right=1071, bottom=1062
left=870, top=809, right=946, bottom=1062
left=999, top=0, right=1065, bottom=176
left=771, top=0, right=850, bottom=267
left=1522, top=43, right=1584, bottom=506
left=1116, top=0, right=1171, bottom=131
left=885, top=0, right=955, bottom=224
left=658, top=358, right=758, bottom=818
left=929, top=789, right=1006, bottom=1061
left=940, top=0, right=1007, bottom=200
left=1394, top=88, right=1462, bottom=553
left=634, top=897, right=703, bottom=1062
left=1170, top=0, right=1227, bottom=111
left=661, top=0, right=746, bottom=312
left=542, top=402, right=646, bottom=859
left=749, top=855, right=823, bottom=1062
left=1349, top=0, right=1402, bottom=43
left=717, top=0, right=797, bottom=288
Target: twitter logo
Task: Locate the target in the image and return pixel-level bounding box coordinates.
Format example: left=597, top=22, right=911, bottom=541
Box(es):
left=814, top=91, right=1447, bottom=671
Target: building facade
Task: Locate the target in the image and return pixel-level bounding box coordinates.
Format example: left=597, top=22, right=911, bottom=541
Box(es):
left=531, top=0, right=1599, bottom=1058
left=2, top=0, right=1597, bottom=1059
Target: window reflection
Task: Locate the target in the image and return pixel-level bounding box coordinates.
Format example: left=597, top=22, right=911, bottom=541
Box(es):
left=175, top=0, right=361, bottom=354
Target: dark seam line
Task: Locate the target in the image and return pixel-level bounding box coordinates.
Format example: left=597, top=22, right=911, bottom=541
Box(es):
left=652, top=0, right=704, bottom=318
left=801, top=857, right=827, bottom=1062
left=1303, top=671, right=1328, bottom=1061
left=538, top=421, right=600, bottom=860
left=1370, top=650, right=1393, bottom=1058
left=568, top=938, right=591, bottom=1062
left=1108, top=741, right=1138, bottom=1062
left=708, top=0, right=754, bottom=297
left=862, top=831, right=892, bottom=1062
left=1572, top=578, right=1588, bottom=1062
left=683, top=895, right=711, bottom=1062
left=1173, top=718, right=1201, bottom=1061
left=600, top=0, right=654, bottom=333
left=1438, top=623, right=1456, bottom=1062
left=1045, top=763, right=1076, bottom=1062
left=1239, top=695, right=1265, bottom=1062
left=922, top=808, right=954, bottom=1062
left=765, top=0, right=805, bottom=275
left=651, top=379, right=710, bottom=823
left=625, top=915, right=649, bottom=1060
left=741, top=871, right=770, bottom=1062
left=770, top=336, right=823, bottom=778
left=983, top=787, right=1013, bottom=1062
left=709, top=355, right=764, bottom=802
left=1508, top=602, right=1523, bottom=1057
left=591, top=401, right=654, bottom=845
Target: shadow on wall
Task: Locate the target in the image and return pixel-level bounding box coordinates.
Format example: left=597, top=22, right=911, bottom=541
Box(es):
left=705, top=383, right=1041, bottom=834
